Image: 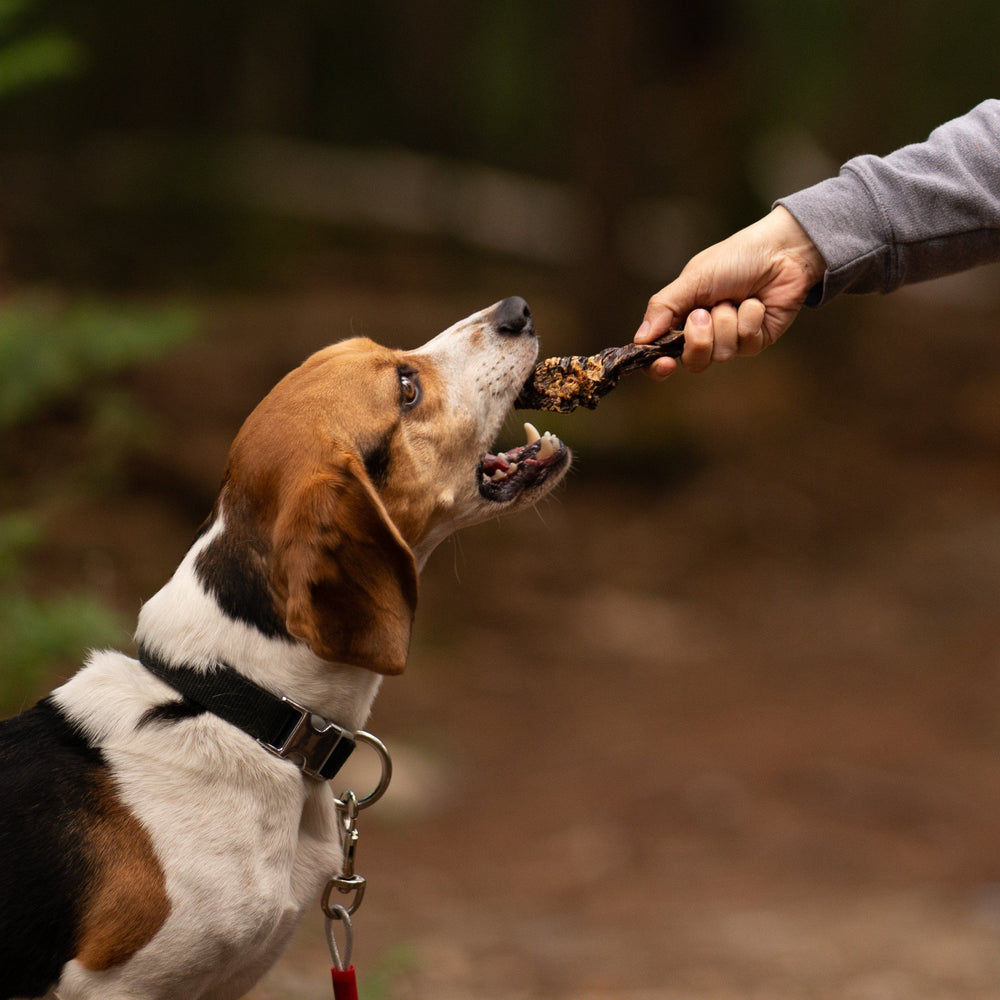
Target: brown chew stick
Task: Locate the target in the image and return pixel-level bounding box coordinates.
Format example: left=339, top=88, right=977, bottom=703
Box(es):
left=514, top=330, right=685, bottom=412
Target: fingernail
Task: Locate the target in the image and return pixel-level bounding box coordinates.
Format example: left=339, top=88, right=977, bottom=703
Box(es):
left=690, top=309, right=710, bottom=326
left=634, top=320, right=651, bottom=343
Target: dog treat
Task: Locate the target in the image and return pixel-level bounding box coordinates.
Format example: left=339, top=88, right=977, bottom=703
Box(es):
left=514, top=330, right=685, bottom=412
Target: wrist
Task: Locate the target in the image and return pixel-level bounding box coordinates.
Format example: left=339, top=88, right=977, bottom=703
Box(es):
left=767, top=206, right=826, bottom=287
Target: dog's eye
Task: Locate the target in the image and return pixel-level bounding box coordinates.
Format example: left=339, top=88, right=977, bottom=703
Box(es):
left=398, top=370, right=421, bottom=409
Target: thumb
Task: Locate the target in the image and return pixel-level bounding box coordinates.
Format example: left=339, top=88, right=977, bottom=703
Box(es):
left=635, top=267, right=704, bottom=344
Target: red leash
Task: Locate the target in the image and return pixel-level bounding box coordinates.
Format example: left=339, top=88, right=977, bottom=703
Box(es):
left=326, top=903, right=357, bottom=1000
left=331, top=965, right=359, bottom=1000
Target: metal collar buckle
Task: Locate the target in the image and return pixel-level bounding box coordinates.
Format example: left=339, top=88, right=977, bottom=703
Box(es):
left=260, top=697, right=355, bottom=781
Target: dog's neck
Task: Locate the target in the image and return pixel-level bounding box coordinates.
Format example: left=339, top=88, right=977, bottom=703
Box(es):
left=134, top=516, right=382, bottom=733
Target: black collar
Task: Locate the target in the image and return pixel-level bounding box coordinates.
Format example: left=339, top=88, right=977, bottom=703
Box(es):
left=138, top=645, right=356, bottom=781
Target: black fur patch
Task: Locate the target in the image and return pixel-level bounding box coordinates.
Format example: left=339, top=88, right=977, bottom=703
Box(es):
left=0, top=699, right=106, bottom=997
left=362, top=434, right=393, bottom=488
left=195, top=502, right=290, bottom=641
left=137, top=698, right=206, bottom=728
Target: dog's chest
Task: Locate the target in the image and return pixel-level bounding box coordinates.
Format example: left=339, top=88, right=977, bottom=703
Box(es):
left=129, top=749, right=341, bottom=921
left=69, top=755, right=343, bottom=999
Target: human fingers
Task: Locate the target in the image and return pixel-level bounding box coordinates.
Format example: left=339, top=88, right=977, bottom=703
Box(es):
left=736, top=298, right=766, bottom=356
left=681, top=309, right=713, bottom=373
left=635, top=297, right=677, bottom=345
left=637, top=206, right=824, bottom=350
left=709, top=301, right=739, bottom=362
left=645, top=356, right=678, bottom=381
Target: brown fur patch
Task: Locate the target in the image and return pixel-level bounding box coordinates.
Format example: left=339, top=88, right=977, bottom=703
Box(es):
left=271, top=453, right=418, bottom=674
left=75, top=774, right=171, bottom=971
left=220, top=338, right=421, bottom=674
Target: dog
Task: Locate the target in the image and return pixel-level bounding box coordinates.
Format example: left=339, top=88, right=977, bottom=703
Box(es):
left=0, top=297, right=570, bottom=1000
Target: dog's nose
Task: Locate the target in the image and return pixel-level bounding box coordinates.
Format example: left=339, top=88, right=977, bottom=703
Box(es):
left=493, top=296, right=533, bottom=336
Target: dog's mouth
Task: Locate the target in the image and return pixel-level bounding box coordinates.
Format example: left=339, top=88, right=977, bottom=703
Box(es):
left=478, top=421, right=570, bottom=503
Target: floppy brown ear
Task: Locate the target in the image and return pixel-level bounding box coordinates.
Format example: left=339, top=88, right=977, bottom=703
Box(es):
left=270, top=453, right=418, bottom=675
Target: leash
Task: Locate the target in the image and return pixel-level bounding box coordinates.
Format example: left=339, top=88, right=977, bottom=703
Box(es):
left=321, top=732, right=392, bottom=999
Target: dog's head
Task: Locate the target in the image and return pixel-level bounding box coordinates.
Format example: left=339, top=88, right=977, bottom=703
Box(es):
left=212, top=298, right=570, bottom=675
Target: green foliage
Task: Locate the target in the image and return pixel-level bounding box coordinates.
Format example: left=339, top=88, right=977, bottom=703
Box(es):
left=0, top=293, right=198, bottom=707
left=0, top=0, right=82, bottom=99
left=0, top=4, right=196, bottom=711
left=0, top=511, right=124, bottom=710
left=0, top=296, right=198, bottom=705
left=0, top=509, right=39, bottom=576
left=734, top=0, right=1000, bottom=154
left=0, top=295, right=199, bottom=428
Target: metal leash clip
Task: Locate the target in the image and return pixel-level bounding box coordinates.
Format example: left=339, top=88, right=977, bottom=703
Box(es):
left=321, top=731, right=392, bottom=919
left=322, top=790, right=366, bottom=915
left=321, top=728, right=392, bottom=1000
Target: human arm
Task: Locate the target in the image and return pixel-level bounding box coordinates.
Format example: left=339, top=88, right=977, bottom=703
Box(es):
left=637, top=99, right=1000, bottom=378
left=781, top=98, right=1000, bottom=303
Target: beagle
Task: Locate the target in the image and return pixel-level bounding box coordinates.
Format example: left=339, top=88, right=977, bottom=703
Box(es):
left=0, top=297, right=570, bottom=1000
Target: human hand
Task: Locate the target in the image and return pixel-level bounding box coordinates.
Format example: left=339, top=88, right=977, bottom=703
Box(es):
left=634, top=206, right=826, bottom=378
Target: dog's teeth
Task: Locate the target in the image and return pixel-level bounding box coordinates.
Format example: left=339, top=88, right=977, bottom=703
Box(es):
left=537, top=433, right=556, bottom=461
left=507, top=462, right=518, bottom=474
left=524, top=422, right=541, bottom=446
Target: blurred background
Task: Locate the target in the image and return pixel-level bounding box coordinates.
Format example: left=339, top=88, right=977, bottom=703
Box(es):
left=3, top=2, right=1000, bottom=997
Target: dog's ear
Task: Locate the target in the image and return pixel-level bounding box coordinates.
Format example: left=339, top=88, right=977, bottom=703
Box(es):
left=271, top=452, right=418, bottom=675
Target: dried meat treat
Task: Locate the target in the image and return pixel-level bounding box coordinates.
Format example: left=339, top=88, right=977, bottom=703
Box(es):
left=514, top=330, right=685, bottom=412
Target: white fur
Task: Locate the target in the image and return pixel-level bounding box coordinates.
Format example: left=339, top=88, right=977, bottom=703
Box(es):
left=403, top=304, right=544, bottom=557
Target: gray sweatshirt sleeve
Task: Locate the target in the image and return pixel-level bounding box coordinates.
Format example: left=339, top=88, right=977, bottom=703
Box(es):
left=775, top=99, right=1000, bottom=305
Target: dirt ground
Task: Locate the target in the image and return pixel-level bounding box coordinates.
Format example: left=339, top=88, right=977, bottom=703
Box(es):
left=23, top=285, right=1000, bottom=999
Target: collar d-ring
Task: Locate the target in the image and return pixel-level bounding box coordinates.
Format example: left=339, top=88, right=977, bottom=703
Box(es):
left=333, top=730, right=392, bottom=810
